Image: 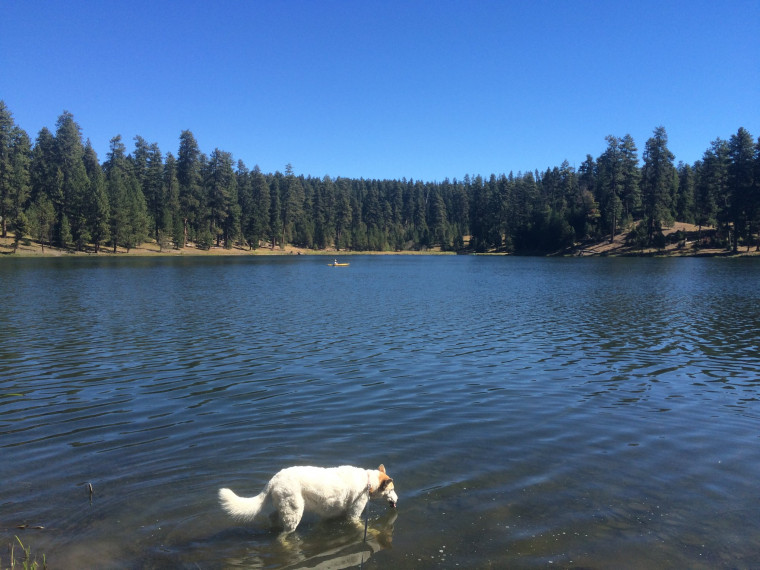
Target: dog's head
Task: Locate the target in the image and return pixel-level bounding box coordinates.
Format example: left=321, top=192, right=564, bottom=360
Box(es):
left=372, top=464, right=398, bottom=509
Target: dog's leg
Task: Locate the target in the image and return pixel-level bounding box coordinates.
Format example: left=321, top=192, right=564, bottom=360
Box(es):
left=277, top=494, right=305, bottom=533
left=348, top=494, right=369, bottom=521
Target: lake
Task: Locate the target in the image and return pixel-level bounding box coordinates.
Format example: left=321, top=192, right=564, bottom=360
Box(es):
left=1, top=255, right=759, bottom=569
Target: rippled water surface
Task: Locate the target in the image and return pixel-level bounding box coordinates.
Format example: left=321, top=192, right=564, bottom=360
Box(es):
left=2, top=255, right=760, bottom=568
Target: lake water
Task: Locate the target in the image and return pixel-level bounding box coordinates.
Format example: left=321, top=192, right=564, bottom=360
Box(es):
left=1, top=255, right=759, bottom=569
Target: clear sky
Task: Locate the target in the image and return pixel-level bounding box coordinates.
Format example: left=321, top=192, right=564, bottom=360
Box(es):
left=2, top=0, right=758, bottom=181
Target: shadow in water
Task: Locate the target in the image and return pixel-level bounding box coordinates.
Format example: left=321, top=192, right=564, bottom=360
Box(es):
left=276, top=511, right=397, bottom=569
left=153, top=511, right=397, bottom=569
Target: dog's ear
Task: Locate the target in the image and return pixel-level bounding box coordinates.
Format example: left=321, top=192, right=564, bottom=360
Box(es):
left=378, top=464, right=386, bottom=474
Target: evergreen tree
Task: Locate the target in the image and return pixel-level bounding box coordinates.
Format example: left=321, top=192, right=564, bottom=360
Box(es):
left=105, top=135, right=147, bottom=252
left=311, top=175, right=330, bottom=249
left=125, top=175, right=148, bottom=250
left=142, top=142, right=167, bottom=244
left=0, top=100, right=16, bottom=238
left=0, top=114, right=32, bottom=240
left=619, top=134, right=641, bottom=222
left=695, top=138, right=729, bottom=245
left=105, top=136, right=130, bottom=252
left=82, top=140, right=110, bottom=252
left=163, top=152, right=182, bottom=248
left=430, top=190, right=449, bottom=248
left=28, top=194, right=55, bottom=251
left=676, top=162, right=695, bottom=224
left=727, top=127, right=756, bottom=251
left=641, top=126, right=677, bottom=244
left=412, top=181, right=429, bottom=248
left=248, top=166, right=270, bottom=249
left=30, top=127, right=58, bottom=208
left=54, top=111, right=90, bottom=249
left=755, top=136, right=760, bottom=250
left=236, top=160, right=252, bottom=247
left=9, top=130, right=32, bottom=240
left=206, top=148, right=238, bottom=247
left=575, top=155, right=599, bottom=239
left=334, top=179, right=352, bottom=249
left=597, top=135, right=624, bottom=242
left=130, top=135, right=150, bottom=190
left=59, top=213, right=73, bottom=249
left=177, top=130, right=203, bottom=245
left=269, top=176, right=282, bottom=249
left=12, top=211, right=29, bottom=252
left=281, top=164, right=306, bottom=246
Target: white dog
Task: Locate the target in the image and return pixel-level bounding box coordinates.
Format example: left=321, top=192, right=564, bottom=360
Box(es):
left=219, top=464, right=398, bottom=533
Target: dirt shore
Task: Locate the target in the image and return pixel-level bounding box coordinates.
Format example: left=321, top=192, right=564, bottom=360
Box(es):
left=0, top=237, right=450, bottom=257
left=572, top=222, right=759, bottom=257
left=1, top=223, right=758, bottom=258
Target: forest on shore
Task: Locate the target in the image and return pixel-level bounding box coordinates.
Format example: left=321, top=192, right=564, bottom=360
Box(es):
left=1, top=100, right=759, bottom=256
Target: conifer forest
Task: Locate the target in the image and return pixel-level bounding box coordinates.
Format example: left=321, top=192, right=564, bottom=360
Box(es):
left=1, top=101, right=758, bottom=255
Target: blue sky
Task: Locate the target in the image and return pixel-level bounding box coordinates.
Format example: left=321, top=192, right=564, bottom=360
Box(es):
left=2, top=0, right=758, bottom=181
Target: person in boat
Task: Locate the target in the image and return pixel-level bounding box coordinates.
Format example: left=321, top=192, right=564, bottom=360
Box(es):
left=334, top=259, right=338, bottom=265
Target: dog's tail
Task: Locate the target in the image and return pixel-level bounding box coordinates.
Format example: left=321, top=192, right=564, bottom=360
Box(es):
left=218, top=487, right=268, bottom=520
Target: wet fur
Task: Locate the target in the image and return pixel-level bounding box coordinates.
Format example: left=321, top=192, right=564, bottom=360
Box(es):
left=219, top=464, right=398, bottom=533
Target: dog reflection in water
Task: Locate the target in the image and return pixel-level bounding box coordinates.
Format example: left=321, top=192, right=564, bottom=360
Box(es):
left=223, top=509, right=398, bottom=569
left=219, top=464, right=397, bottom=533
left=277, top=508, right=397, bottom=569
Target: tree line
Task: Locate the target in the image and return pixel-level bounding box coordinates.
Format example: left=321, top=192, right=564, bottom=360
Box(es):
left=1, top=100, right=759, bottom=255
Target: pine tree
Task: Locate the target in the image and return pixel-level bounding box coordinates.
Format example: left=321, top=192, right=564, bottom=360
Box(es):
left=676, top=162, right=695, bottom=224
left=131, top=135, right=150, bottom=189
left=125, top=175, right=148, bottom=251
left=619, top=134, right=641, bottom=223
left=574, top=155, right=599, bottom=239
left=754, top=136, right=760, bottom=250
left=177, top=130, right=203, bottom=245
left=269, top=177, right=282, bottom=249
left=430, top=190, right=449, bottom=247
left=30, top=127, right=58, bottom=208
left=0, top=100, right=15, bottom=238
left=12, top=211, right=28, bottom=252
left=727, top=127, right=756, bottom=251
left=248, top=165, right=270, bottom=249
left=236, top=160, right=252, bottom=247
left=1, top=117, right=32, bottom=241
left=334, top=179, right=352, bottom=249
left=281, top=164, right=305, bottom=246
left=163, top=152, right=182, bottom=248
left=105, top=135, right=148, bottom=252
left=696, top=138, right=729, bottom=246
left=597, top=135, right=624, bottom=242
left=82, top=141, right=110, bottom=252
left=28, top=194, right=55, bottom=251
left=206, top=148, right=238, bottom=248
left=143, top=142, right=166, bottom=244
left=641, top=126, right=677, bottom=244
left=54, top=111, right=90, bottom=249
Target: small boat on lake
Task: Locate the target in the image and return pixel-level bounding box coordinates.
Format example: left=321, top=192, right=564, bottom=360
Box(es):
left=328, top=259, right=350, bottom=267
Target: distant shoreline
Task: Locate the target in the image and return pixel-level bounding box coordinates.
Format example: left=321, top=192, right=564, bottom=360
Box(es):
left=0, top=236, right=455, bottom=258
left=2, top=223, right=759, bottom=259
